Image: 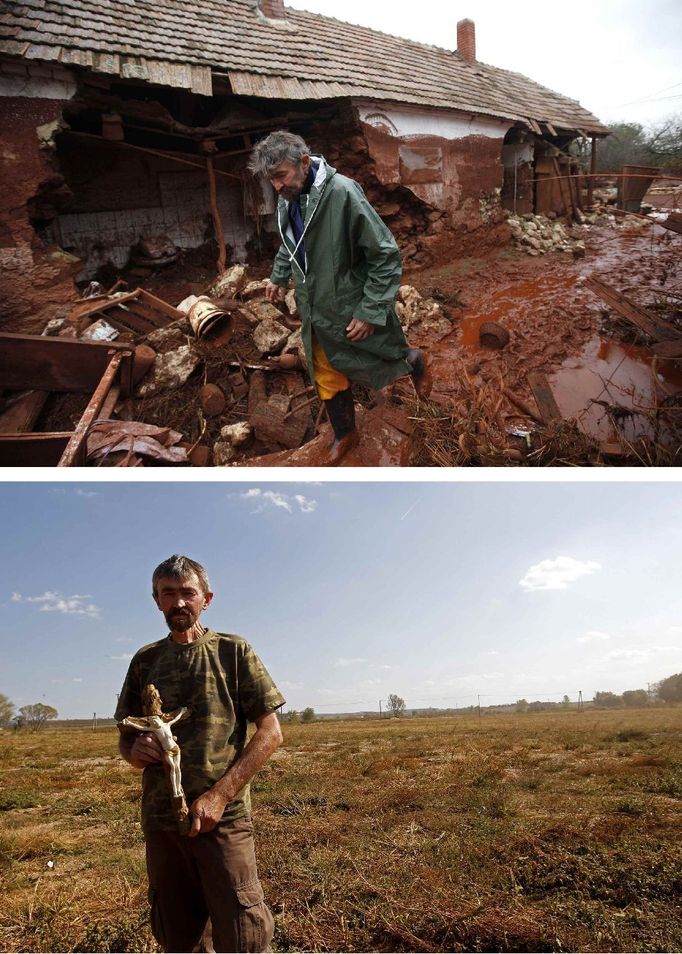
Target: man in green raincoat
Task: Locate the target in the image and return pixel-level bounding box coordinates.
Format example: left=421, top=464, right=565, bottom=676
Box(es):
left=248, top=130, right=431, bottom=465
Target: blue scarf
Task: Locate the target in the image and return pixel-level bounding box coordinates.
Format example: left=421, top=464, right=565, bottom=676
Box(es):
left=288, top=161, right=318, bottom=270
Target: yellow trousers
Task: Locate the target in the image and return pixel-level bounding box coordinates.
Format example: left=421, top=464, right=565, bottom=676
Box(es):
left=312, top=334, right=350, bottom=401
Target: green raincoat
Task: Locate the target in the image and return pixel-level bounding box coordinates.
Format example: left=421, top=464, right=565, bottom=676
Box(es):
left=270, top=157, right=412, bottom=391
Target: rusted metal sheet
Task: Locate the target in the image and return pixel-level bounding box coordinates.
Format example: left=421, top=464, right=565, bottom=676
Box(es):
left=527, top=372, right=562, bottom=423
left=0, top=390, right=48, bottom=433
left=0, top=434, right=71, bottom=468
left=0, top=335, right=135, bottom=468
left=0, top=334, right=135, bottom=395
left=584, top=276, right=682, bottom=342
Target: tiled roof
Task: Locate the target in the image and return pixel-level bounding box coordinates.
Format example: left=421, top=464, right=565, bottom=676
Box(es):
left=0, top=0, right=609, bottom=133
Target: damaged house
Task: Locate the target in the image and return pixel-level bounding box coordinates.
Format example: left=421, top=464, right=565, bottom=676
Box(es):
left=0, top=0, right=610, bottom=330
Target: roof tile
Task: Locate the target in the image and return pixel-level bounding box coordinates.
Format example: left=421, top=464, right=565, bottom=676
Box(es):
left=0, top=0, right=608, bottom=133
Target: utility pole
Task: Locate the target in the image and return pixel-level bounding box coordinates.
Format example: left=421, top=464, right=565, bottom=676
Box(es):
left=477, top=694, right=482, bottom=726
left=379, top=700, right=382, bottom=720
left=578, top=690, right=583, bottom=712
left=92, top=711, right=97, bottom=731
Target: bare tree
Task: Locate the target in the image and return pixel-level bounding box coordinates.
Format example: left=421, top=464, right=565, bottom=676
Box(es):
left=386, top=694, right=406, bottom=718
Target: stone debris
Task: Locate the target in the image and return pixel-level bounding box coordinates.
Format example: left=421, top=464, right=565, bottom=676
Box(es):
left=242, top=279, right=270, bottom=299
left=507, top=213, right=579, bottom=256
left=507, top=209, right=651, bottom=258
left=285, top=288, right=298, bottom=317
left=135, top=344, right=201, bottom=397
left=253, top=317, right=290, bottom=355
left=213, top=441, right=236, bottom=466
left=395, top=285, right=451, bottom=336
left=208, top=263, right=247, bottom=299
left=220, top=422, right=252, bottom=446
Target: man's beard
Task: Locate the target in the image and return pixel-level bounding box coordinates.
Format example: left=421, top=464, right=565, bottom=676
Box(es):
left=165, top=608, right=199, bottom=633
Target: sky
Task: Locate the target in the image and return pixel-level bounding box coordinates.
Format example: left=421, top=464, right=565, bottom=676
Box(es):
left=1, top=479, right=681, bottom=719
left=286, top=0, right=682, bottom=129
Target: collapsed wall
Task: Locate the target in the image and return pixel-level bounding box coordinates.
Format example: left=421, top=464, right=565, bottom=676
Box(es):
left=0, top=59, right=80, bottom=332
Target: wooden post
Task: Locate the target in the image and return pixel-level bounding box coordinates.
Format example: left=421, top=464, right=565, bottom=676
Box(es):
left=588, top=137, right=597, bottom=207
left=206, top=156, right=227, bottom=275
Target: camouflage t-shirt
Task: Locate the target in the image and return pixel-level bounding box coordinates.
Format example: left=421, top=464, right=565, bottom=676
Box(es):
left=114, top=630, right=285, bottom=833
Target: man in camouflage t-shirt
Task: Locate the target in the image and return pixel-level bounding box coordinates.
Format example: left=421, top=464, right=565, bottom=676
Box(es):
left=115, top=555, right=285, bottom=953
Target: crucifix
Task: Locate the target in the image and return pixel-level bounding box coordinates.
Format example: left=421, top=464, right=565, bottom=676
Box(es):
left=117, top=684, right=192, bottom=833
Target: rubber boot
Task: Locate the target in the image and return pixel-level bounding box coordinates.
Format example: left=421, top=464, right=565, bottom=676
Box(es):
left=407, top=348, right=433, bottom=398
left=324, top=387, right=359, bottom=465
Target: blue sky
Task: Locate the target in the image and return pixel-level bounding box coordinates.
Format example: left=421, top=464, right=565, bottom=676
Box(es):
left=1, top=480, right=681, bottom=719
left=286, top=0, right=682, bottom=128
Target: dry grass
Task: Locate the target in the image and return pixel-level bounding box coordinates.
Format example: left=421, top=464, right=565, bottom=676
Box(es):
left=2, top=709, right=682, bottom=952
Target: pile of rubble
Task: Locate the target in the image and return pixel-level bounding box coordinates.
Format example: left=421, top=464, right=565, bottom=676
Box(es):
left=38, top=264, right=446, bottom=466
left=506, top=213, right=586, bottom=258
left=508, top=209, right=652, bottom=259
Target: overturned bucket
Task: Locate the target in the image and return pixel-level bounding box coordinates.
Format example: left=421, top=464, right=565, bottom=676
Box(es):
left=188, top=296, right=234, bottom=345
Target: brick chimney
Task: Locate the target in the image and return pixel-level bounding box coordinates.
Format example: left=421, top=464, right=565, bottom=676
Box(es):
left=260, top=0, right=285, bottom=17
left=457, top=19, right=476, bottom=64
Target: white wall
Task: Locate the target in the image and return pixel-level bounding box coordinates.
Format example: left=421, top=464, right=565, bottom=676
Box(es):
left=356, top=100, right=509, bottom=140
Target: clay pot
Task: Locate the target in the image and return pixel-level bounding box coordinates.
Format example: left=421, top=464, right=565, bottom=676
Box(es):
left=479, top=321, right=510, bottom=350
left=200, top=384, right=226, bottom=417
left=132, top=344, right=157, bottom=385
left=188, top=296, right=234, bottom=344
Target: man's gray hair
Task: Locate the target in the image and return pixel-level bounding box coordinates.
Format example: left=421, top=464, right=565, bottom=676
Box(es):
left=152, top=555, right=211, bottom=596
left=248, top=130, right=310, bottom=177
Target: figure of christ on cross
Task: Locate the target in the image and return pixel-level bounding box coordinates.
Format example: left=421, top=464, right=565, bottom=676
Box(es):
left=117, top=684, right=191, bottom=831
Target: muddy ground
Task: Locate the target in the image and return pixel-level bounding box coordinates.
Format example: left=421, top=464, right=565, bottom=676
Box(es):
left=6, top=199, right=682, bottom=467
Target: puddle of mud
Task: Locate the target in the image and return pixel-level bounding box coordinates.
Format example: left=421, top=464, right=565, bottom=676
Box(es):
left=435, top=227, right=682, bottom=448
left=551, top=336, right=682, bottom=444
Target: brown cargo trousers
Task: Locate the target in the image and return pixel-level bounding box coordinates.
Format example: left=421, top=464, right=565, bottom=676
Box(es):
left=145, top=815, right=275, bottom=953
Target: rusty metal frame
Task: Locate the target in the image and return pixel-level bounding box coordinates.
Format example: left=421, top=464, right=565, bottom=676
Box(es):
left=0, top=334, right=134, bottom=467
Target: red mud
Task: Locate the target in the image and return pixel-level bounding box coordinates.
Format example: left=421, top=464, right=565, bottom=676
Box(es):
left=406, top=222, right=682, bottom=456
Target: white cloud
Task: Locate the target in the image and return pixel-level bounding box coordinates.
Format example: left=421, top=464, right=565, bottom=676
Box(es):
left=577, top=630, right=612, bottom=643
left=75, top=489, right=98, bottom=498
left=334, top=657, right=367, bottom=668
left=279, top=680, right=304, bottom=691
left=236, top=489, right=317, bottom=514
left=72, top=677, right=83, bottom=683
left=12, top=591, right=101, bottom=618
left=604, top=645, right=679, bottom=663
left=520, top=556, right=602, bottom=592
left=110, top=653, right=134, bottom=662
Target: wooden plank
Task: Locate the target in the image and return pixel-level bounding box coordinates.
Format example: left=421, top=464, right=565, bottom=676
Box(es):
left=0, top=334, right=135, bottom=393
left=584, top=276, right=682, bottom=342
left=59, top=352, right=124, bottom=466
left=0, top=390, right=48, bottom=432
left=70, top=289, right=142, bottom=322
left=0, top=433, right=70, bottom=467
left=138, top=289, right=183, bottom=322
left=551, top=158, right=574, bottom=219
left=104, top=305, right=153, bottom=336
left=527, top=372, right=562, bottom=423
left=124, top=299, right=167, bottom=328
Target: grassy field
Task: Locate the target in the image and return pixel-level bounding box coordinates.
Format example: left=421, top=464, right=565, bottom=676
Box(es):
left=2, top=708, right=682, bottom=952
